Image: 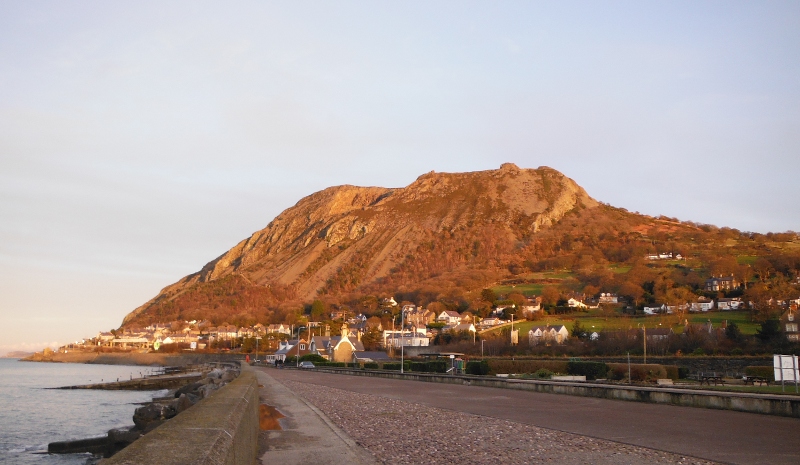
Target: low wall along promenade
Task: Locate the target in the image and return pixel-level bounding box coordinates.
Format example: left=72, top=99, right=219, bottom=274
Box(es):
left=311, top=367, right=800, bottom=418
left=103, top=364, right=259, bottom=465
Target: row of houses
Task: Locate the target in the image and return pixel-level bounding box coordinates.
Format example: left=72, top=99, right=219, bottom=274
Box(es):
left=267, top=324, right=392, bottom=364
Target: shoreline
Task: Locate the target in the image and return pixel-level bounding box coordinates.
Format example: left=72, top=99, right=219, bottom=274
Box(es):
left=21, top=351, right=246, bottom=366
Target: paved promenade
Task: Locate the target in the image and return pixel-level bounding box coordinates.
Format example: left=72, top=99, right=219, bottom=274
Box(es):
left=255, top=368, right=377, bottom=464
left=267, top=368, right=800, bottom=465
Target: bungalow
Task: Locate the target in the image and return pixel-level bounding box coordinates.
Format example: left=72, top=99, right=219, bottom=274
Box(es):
left=690, top=297, right=714, bottom=312
left=643, top=304, right=666, bottom=315
left=716, top=298, right=742, bottom=311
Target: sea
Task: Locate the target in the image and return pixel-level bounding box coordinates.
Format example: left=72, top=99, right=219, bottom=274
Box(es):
left=0, top=358, right=164, bottom=465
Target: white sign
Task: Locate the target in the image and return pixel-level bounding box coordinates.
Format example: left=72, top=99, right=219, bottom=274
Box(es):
left=190, top=341, right=197, bottom=350
left=773, top=354, right=799, bottom=382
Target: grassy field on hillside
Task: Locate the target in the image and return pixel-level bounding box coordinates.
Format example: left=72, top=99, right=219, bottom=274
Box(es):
left=482, top=311, right=758, bottom=335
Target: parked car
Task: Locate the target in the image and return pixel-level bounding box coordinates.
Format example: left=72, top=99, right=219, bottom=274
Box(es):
left=299, top=361, right=315, bottom=369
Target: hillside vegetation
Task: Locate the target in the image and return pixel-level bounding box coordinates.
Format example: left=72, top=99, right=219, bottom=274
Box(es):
left=121, top=164, right=800, bottom=329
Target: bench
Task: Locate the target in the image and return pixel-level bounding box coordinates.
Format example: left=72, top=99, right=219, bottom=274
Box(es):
left=744, top=376, right=770, bottom=386
left=699, top=375, right=725, bottom=386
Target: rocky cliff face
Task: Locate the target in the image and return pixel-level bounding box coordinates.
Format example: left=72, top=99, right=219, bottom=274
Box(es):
left=122, top=164, right=597, bottom=326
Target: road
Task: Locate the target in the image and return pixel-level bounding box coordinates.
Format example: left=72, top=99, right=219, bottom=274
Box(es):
left=268, top=369, right=800, bottom=465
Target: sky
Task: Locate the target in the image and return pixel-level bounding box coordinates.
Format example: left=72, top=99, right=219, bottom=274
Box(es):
left=1, top=1, right=799, bottom=355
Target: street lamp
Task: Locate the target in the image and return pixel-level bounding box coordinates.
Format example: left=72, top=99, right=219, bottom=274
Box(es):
left=400, top=307, right=408, bottom=374
left=638, top=323, right=647, bottom=364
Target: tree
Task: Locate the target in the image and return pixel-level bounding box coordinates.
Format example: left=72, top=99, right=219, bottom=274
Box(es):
left=724, top=321, right=742, bottom=342
left=571, top=320, right=587, bottom=339
left=754, top=258, right=774, bottom=283
left=481, top=288, right=497, bottom=304
left=619, top=281, right=645, bottom=308
left=756, top=319, right=782, bottom=344
left=541, top=286, right=560, bottom=307
left=310, top=300, right=326, bottom=322
left=360, top=326, right=383, bottom=351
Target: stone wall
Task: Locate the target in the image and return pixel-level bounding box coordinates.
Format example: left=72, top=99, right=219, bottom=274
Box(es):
left=311, top=367, right=800, bottom=418
left=103, top=364, right=259, bottom=465
left=587, top=356, right=773, bottom=376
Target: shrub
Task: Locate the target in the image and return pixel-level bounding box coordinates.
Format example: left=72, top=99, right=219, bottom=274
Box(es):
left=364, top=362, right=379, bottom=369
left=410, top=361, right=448, bottom=373
left=465, top=360, right=490, bottom=376
left=745, top=366, right=774, bottom=381
left=664, top=366, right=680, bottom=380
left=299, top=353, right=326, bottom=363
left=566, top=361, right=609, bottom=380
left=382, top=361, right=411, bottom=371
left=607, top=363, right=667, bottom=382
left=315, top=362, right=346, bottom=367
left=487, top=359, right=568, bottom=375
left=533, top=368, right=553, bottom=379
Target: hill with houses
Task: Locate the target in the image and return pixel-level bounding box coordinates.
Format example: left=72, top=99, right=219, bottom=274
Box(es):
left=75, top=163, right=800, bottom=359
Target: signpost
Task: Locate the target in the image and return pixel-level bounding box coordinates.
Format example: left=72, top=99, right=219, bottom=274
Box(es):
left=773, top=354, right=799, bottom=393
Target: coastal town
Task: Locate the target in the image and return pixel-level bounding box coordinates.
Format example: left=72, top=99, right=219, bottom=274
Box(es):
left=48, top=269, right=800, bottom=366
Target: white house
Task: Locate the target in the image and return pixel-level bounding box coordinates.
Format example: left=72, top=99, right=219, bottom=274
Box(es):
left=451, top=323, right=476, bottom=333
left=690, top=298, right=714, bottom=312
left=478, top=317, right=504, bottom=329
left=567, top=298, right=588, bottom=309
left=716, top=298, right=742, bottom=311
left=598, top=293, right=618, bottom=304
left=382, top=328, right=429, bottom=347
left=528, top=325, right=570, bottom=345
left=437, top=310, right=463, bottom=325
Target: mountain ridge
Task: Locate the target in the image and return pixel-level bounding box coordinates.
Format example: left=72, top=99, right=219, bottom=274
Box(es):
left=122, top=164, right=598, bottom=326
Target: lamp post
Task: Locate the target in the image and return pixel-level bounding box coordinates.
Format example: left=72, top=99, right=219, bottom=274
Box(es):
left=296, top=326, right=305, bottom=368
left=400, top=308, right=407, bottom=374
left=638, top=324, right=647, bottom=364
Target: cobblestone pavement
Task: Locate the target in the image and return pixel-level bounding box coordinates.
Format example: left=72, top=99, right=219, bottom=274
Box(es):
left=282, top=379, right=718, bottom=465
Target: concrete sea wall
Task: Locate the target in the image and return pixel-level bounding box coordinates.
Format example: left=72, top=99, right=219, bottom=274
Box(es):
left=103, top=364, right=259, bottom=465
left=312, top=368, right=800, bottom=418
left=24, top=351, right=247, bottom=366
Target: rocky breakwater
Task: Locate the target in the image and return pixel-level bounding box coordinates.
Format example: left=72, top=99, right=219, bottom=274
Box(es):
left=48, top=363, right=241, bottom=461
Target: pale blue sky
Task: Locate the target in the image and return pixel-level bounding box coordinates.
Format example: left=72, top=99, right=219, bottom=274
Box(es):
left=1, top=1, right=798, bottom=353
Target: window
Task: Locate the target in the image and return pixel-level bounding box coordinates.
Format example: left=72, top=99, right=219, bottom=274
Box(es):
left=300, top=344, right=306, bottom=350
left=786, top=324, right=798, bottom=333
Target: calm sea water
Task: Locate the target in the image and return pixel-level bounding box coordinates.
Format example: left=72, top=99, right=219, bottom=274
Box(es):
left=0, top=359, right=163, bottom=465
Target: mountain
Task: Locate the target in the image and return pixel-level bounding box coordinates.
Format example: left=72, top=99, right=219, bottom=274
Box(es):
left=122, top=164, right=598, bottom=326
left=120, top=163, right=800, bottom=328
